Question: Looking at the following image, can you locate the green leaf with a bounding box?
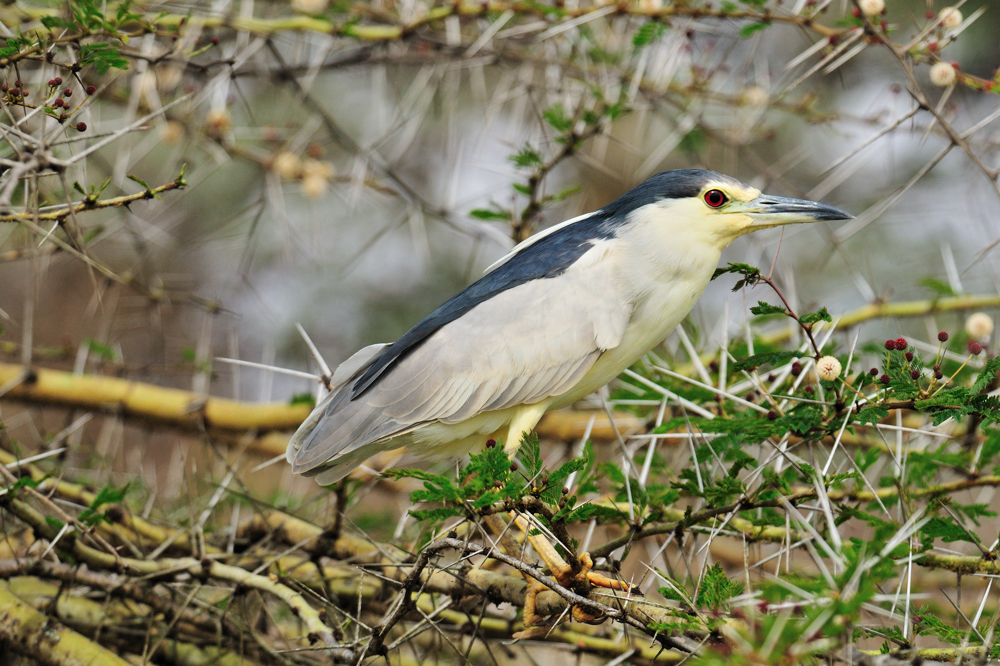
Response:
[919,276,957,298]
[739,21,769,37]
[855,405,889,426]
[711,263,761,291]
[733,350,804,372]
[972,357,1000,394]
[542,104,573,132]
[289,392,315,407]
[633,21,666,48]
[696,563,743,610]
[750,301,787,316]
[799,307,832,325]
[509,146,543,168]
[517,432,543,478]
[469,208,509,221]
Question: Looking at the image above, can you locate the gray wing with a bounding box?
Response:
[287,243,632,478]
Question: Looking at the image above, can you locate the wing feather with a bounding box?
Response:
[288,241,632,479]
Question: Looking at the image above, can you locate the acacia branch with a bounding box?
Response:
[0,176,185,224]
[0,580,133,666]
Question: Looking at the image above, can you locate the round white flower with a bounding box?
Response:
[965,312,994,340]
[859,0,884,16]
[816,356,842,382]
[929,61,957,87]
[938,6,962,29]
[291,0,329,14]
[272,151,302,180]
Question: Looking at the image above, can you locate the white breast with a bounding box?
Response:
[551,203,724,407]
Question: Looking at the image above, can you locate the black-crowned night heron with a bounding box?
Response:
[288,169,851,484]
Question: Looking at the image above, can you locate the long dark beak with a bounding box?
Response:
[740,194,853,228]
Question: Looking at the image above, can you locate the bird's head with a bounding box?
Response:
[605,169,852,250]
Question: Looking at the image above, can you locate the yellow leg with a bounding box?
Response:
[503,401,550,455]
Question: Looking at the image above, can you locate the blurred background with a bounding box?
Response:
[0,0,998,500]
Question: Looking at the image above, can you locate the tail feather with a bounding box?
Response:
[286,342,393,471]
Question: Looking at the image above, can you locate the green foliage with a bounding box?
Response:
[798,307,832,325]
[633,21,666,48]
[80,42,130,73]
[78,484,129,527]
[711,262,761,291]
[749,301,787,316]
[695,564,743,610]
[739,21,770,37]
[469,208,509,221]
[733,350,804,372]
[289,392,316,407]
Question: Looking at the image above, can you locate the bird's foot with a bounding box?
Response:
[510,512,635,629]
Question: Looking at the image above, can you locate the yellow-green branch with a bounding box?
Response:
[0,177,185,224]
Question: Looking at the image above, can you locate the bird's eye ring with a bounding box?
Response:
[704,189,727,208]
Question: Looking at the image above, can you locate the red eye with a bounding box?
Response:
[704,189,727,208]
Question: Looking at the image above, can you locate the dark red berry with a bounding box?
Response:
[767,410,777,421]
[14,80,22,87]
[9,88,18,96]
[20,91,26,97]
[485,438,496,448]
[63,89,72,97]
[926,9,935,18]
[804,386,814,394]
[47,79,55,87]
[870,368,878,376]
[54,77,62,85]
[880,374,890,385]
[884,340,895,350]
[85,85,96,95]
[851,7,860,17]
[746,392,756,401]
[1,84,7,92]
[935,371,943,379]
[791,361,802,376]
[510,463,518,472]
[76,122,86,132]
[905,352,914,362]
[911,370,920,380]
[53,98,63,107]
[709,360,719,373]
[561,487,569,495]
[938,331,949,342]
[895,338,907,350]
[933,365,940,372]
[969,341,983,355]
[211,36,219,45]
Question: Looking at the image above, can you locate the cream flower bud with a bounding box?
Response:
[160,120,186,145]
[272,151,302,180]
[204,108,232,137]
[929,61,957,87]
[740,86,769,107]
[859,0,884,16]
[639,0,663,11]
[938,6,962,28]
[817,356,842,382]
[965,312,994,340]
[291,0,329,14]
[302,175,328,200]
[301,158,335,181]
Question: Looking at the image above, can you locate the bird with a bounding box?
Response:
[287,169,851,485]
